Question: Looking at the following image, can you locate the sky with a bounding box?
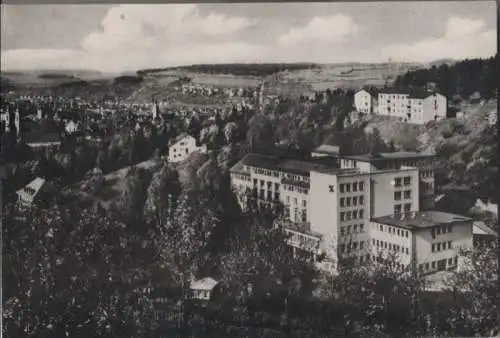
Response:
[1,2,497,73]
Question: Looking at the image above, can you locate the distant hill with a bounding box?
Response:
[137,63,320,77]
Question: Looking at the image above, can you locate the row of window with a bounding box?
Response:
[431,224,453,238]
[394,190,412,201]
[284,185,309,194]
[375,223,410,238]
[394,176,412,187]
[420,169,433,178]
[259,189,280,201]
[340,195,365,208]
[253,168,280,178]
[373,239,410,255]
[419,257,457,272]
[339,181,365,193]
[394,203,412,215]
[233,174,251,182]
[339,240,365,253]
[340,223,365,236]
[285,196,307,207]
[284,208,307,222]
[287,232,319,249]
[340,209,365,222]
[431,241,452,252]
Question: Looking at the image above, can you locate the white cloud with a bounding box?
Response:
[2,4,259,72]
[382,16,496,62]
[278,14,359,47]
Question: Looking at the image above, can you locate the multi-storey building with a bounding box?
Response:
[376,88,447,124]
[230,149,470,276]
[370,211,473,275]
[333,152,437,210]
[354,89,374,114]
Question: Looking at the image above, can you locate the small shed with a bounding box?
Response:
[190,277,219,300]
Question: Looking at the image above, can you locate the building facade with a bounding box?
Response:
[354,89,374,114]
[370,211,473,275]
[168,134,207,163]
[376,89,447,124]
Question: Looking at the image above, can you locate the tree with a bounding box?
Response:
[143,162,181,222]
[114,166,151,222]
[2,203,159,337]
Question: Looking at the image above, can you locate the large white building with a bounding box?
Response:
[229,149,461,275]
[168,134,207,163]
[370,211,473,275]
[376,89,447,124]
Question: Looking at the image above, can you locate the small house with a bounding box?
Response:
[16,177,52,209]
[468,92,481,104]
[168,133,207,163]
[190,277,219,301]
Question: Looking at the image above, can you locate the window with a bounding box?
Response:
[437,227,441,235]
[301,211,307,222]
[284,207,290,218]
[260,180,265,187]
[352,242,358,250]
[397,229,400,236]
[275,192,280,201]
[384,242,388,249]
[404,190,411,199]
[340,212,345,221]
[346,197,351,207]
[346,183,351,192]
[359,209,364,219]
[302,200,307,207]
[448,225,453,233]
[394,191,402,200]
[405,231,408,238]
[404,203,411,212]
[275,183,280,191]
[419,264,424,272]
[329,185,335,192]
[432,261,436,269]
[353,182,358,192]
[395,178,402,187]
[403,176,411,186]
[293,198,297,205]
[425,262,430,270]
[347,225,352,234]
[341,227,345,236]
[379,224,384,231]
[359,181,364,191]
[394,204,402,215]
[352,210,358,219]
[253,179,257,186]
[360,224,365,233]
[340,184,345,193]
[360,241,364,250]
[286,196,290,204]
[376,240,380,247]
[454,257,458,265]
[353,196,357,206]
[431,244,435,252]
[437,243,441,251]
[353,224,358,233]
[340,244,346,253]
[448,258,453,265]
[346,211,352,221]
[359,196,364,205]
[267,182,272,189]
[405,247,409,254]
[340,197,345,207]
[448,241,452,249]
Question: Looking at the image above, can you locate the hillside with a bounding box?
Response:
[362,101,497,204]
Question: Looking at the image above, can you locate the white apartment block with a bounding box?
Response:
[370,211,473,276]
[354,89,374,114]
[376,89,447,124]
[168,134,207,163]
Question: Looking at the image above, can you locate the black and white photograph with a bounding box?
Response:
[1,2,498,337]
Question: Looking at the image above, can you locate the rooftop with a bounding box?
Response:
[190,277,218,291]
[372,211,473,230]
[237,153,340,177]
[16,177,46,202]
[379,87,438,99]
[312,144,340,155]
[341,151,435,162]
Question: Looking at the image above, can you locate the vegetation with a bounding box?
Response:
[394,55,498,99]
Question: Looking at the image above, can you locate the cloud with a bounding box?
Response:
[1,4,259,72]
[382,16,496,62]
[278,14,359,47]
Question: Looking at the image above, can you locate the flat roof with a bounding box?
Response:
[372,211,472,230]
[237,153,340,177]
[341,151,435,162]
